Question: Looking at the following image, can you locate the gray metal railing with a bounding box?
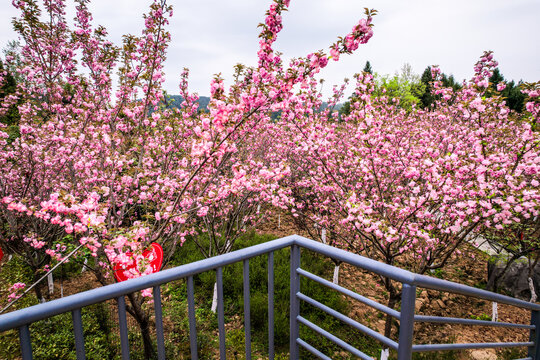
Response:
[0,234,539,359]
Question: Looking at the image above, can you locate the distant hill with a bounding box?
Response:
[161,95,343,115]
[162,95,210,111]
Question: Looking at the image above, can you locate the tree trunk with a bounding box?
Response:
[32,271,46,303]
[127,293,155,360]
[384,294,399,340]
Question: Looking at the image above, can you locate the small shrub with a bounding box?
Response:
[26,303,118,360]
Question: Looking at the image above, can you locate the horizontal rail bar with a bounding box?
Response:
[293,238,540,311]
[414,314,535,329]
[297,338,332,360]
[411,274,540,311]
[297,316,374,360]
[412,342,535,352]
[294,237,416,285]
[297,292,398,350]
[297,268,400,319]
[0,236,297,332]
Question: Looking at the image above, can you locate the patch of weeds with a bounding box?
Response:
[473,280,487,290]
[430,268,446,279]
[470,313,492,321]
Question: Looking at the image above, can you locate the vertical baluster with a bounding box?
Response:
[153,286,165,360]
[397,283,416,360]
[187,276,198,360]
[72,308,86,360]
[217,267,226,360]
[289,245,301,359]
[530,310,540,360]
[19,324,32,360]
[117,296,130,360]
[268,251,275,360]
[243,259,251,359]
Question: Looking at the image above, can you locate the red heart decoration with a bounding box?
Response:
[113,243,163,282]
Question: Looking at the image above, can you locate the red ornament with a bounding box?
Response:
[0,248,3,262]
[113,243,163,282]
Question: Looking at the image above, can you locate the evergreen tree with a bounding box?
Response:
[0,60,20,142]
[339,100,351,116]
[488,68,525,112]
[441,73,461,91]
[505,80,526,113]
[419,66,435,109]
[363,60,373,74]
[489,68,504,88]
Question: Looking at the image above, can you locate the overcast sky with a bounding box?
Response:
[1,0,539,98]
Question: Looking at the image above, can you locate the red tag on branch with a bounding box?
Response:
[113,243,163,282]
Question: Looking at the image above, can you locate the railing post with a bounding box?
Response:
[530,310,540,359]
[117,296,130,360]
[397,283,416,360]
[217,267,226,360]
[153,286,166,360]
[290,244,301,359]
[72,308,86,360]
[243,259,252,359]
[187,276,198,360]
[19,324,32,360]
[268,252,275,360]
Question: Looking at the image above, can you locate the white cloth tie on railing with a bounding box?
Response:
[333,265,340,285]
[47,273,54,295]
[211,282,218,313]
[492,302,498,322]
[529,277,537,303]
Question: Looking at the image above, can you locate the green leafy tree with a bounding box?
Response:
[373,63,424,112]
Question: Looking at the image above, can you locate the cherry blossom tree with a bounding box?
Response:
[0,0,376,355]
[278,52,540,340]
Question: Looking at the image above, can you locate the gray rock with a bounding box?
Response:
[487,257,539,301]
